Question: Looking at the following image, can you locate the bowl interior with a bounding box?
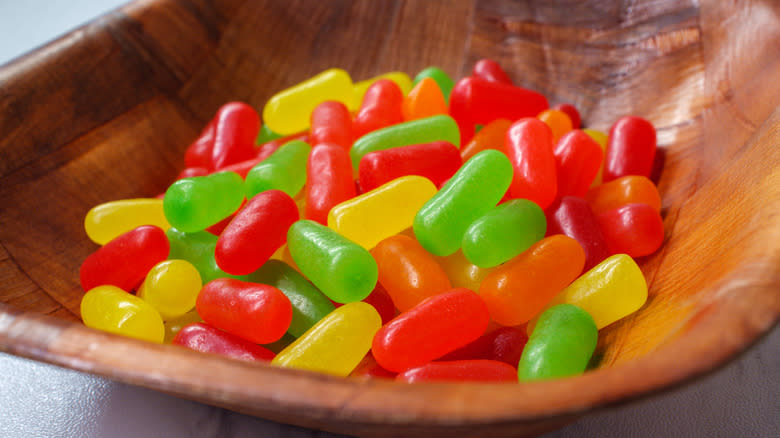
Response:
[1,0,779,437]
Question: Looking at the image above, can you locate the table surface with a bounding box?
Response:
[1,2,778,437]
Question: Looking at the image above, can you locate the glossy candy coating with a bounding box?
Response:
[518,304,597,381]
[137,259,202,320]
[472,58,513,85]
[358,141,461,191]
[434,250,490,292]
[371,234,452,312]
[245,140,311,199]
[255,123,282,145]
[553,103,581,129]
[80,225,170,292]
[603,116,657,182]
[163,171,245,233]
[402,77,448,121]
[414,149,513,256]
[272,301,382,377]
[328,175,437,250]
[263,68,353,135]
[215,190,299,275]
[305,143,356,225]
[166,228,245,284]
[81,285,164,343]
[173,322,275,362]
[546,196,611,272]
[462,199,547,268]
[479,235,585,326]
[553,130,604,198]
[372,288,490,373]
[84,198,170,245]
[196,278,292,344]
[537,109,573,145]
[287,220,378,303]
[163,310,203,344]
[362,283,397,325]
[597,203,665,257]
[211,102,260,170]
[309,101,352,150]
[350,114,460,171]
[248,260,335,338]
[459,118,511,162]
[586,175,662,215]
[352,71,412,110]
[185,119,216,170]
[504,118,558,209]
[350,352,396,379]
[397,360,517,383]
[353,79,404,140]
[412,66,455,102]
[583,128,609,187]
[439,326,528,367]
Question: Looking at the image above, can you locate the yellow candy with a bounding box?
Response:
[163,310,203,344]
[530,254,648,332]
[434,249,491,292]
[81,285,164,343]
[351,71,413,110]
[328,175,437,250]
[263,68,353,135]
[271,301,381,376]
[84,198,170,245]
[583,128,608,187]
[137,260,202,320]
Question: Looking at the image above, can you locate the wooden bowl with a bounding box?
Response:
[1,0,778,436]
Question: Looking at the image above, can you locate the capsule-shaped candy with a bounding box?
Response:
[459,118,512,162]
[84,198,170,245]
[185,119,216,170]
[163,310,203,343]
[248,260,335,338]
[137,259,202,320]
[402,77,448,121]
[215,190,299,275]
[263,68,353,135]
[197,279,292,344]
[163,171,244,233]
[372,234,452,312]
[504,118,558,209]
[256,123,283,145]
[439,326,528,367]
[586,175,661,215]
[537,108,573,145]
[472,58,513,84]
[305,143,356,225]
[211,102,260,170]
[518,304,598,381]
[287,220,378,303]
[245,140,311,199]
[414,149,513,256]
[352,71,412,110]
[553,103,581,129]
[597,203,664,257]
[309,101,352,150]
[350,352,396,379]
[372,288,490,373]
[433,250,490,292]
[362,283,397,325]
[350,114,460,171]
[412,66,455,102]
[353,79,404,140]
[173,322,275,361]
[80,225,170,292]
[81,285,164,343]
[328,175,437,250]
[553,130,604,198]
[546,196,611,272]
[397,360,517,383]
[462,199,547,268]
[603,115,657,182]
[479,235,585,326]
[358,141,461,191]
[166,228,246,284]
[272,302,382,376]
[584,128,609,187]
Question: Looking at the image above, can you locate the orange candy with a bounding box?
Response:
[372,234,452,312]
[459,118,512,162]
[586,175,662,215]
[537,109,573,145]
[479,235,585,326]
[402,77,448,122]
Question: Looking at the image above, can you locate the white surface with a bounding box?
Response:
[0,2,778,437]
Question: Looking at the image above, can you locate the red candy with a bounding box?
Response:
[604,115,657,182]
[546,196,611,272]
[358,141,462,191]
[553,129,604,198]
[211,102,261,170]
[173,322,276,362]
[184,119,216,170]
[472,58,513,85]
[80,225,169,292]
[305,143,356,225]
[310,101,352,150]
[553,103,581,129]
[215,190,298,275]
[396,359,518,383]
[597,203,665,257]
[504,118,558,209]
[439,326,528,367]
[353,79,404,139]
[196,278,292,344]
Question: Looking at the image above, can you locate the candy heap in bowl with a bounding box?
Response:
[79,59,663,383]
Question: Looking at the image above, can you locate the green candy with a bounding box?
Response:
[518,304,598,381]
[462,199,547,268]
[256,123,283,145]
[412,66,455,103]
[413,149,513,257]
[287,220,377,304]
[163,171,244,233]
[166,228,246,284]
[245,140,310,199]
[350,114,460,171]
[248,259,335,338]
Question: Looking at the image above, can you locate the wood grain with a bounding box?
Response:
[0,0,778,436]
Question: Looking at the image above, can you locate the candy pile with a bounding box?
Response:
[79,59,663,383]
